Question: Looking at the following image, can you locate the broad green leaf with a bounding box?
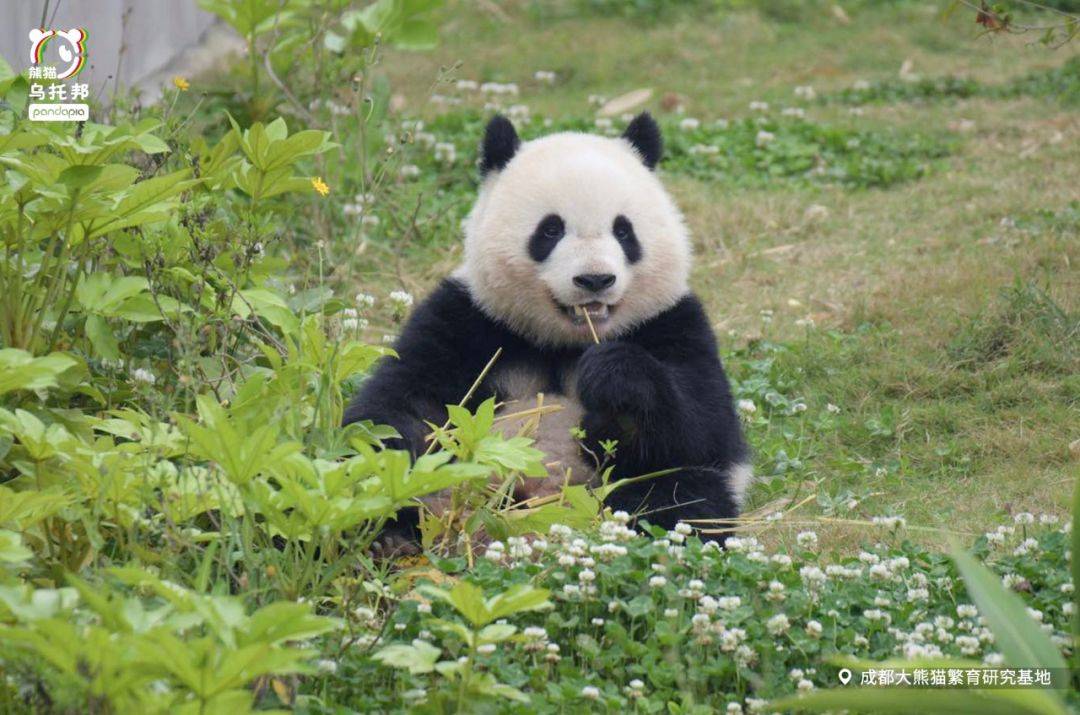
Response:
[373,640,441,674]
[0,349,79,395]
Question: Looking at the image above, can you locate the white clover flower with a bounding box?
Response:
[534,70,556,83]
[1002,573,1024,589]
[507,104,530,123]
[1039,513,1060,525]
[433,142,457,163]
[1013,537,1039,556]
[455,79,479,91]
[906,588,929,602]
[1013,512,1035,525]
[1063,603,1075,616]
[649,575,667,589]
[317,659,338,674]
[985,530,1005,546]
[957,604,978,619]
[626,678,645,698]
[746,697,768,713]
[755,130,775,147]
[718,596,742,611]
[477,643,497,655]
[796,531,818,549]
[853,634,869,647]
[581,685,600,700]
[766,613,790,635]
[806,620,823,638]
[692,613,711,630]
[983,652,1005,666]
[679,117,701,131]
[689,143,720,155]
[674,522,693,536]
[699,595,719,615]
[726,703,743,715]
[736,399,757,415]
[872,515,907,529]
[797,678,814,692]
[132,368,156,385]
[594,117,613,130]
[664,607,678,618]
[1061,583,1074,594]
[799,565,827,588]
[749,100,769,112]
[549,523,572,539]
[781,107,806,119]
[864,609,886,622]
[579,568,596,583]
[853,79,871,90]
[388,290,414,309]
[794,85,816,100]
[771,554,793,568]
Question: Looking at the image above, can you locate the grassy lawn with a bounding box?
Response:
[357,1,1080,545]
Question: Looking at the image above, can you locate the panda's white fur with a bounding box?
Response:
[456,131,691,347]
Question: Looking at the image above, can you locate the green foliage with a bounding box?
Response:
[827,57,1080,106]
[313,516,1075,711]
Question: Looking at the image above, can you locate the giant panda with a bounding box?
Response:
[343,112,751,541]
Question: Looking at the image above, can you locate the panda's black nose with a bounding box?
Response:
[573,273,616,292]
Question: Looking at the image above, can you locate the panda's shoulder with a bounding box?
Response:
[397,278,514,351]
[626,293,718,354]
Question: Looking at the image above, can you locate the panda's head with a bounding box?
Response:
[459,113,691,347]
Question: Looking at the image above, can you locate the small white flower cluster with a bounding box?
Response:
[781,106,806,119]
[533,70,556,83]
[688,143,719,155]
[794,85,816,100]
[433,141,457,164]
[871,515,907,529]
[678,117,700,131]
[502,104,528,123]
[749,100,769,112]
[598,511,636,543]
[388,290,414,309]
[340,308,369,332]
[480,81,519,96]
[755,130,775,147]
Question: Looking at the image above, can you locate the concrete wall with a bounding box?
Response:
[0,0,218,98]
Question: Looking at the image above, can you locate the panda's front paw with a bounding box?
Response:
[577,341,666,414]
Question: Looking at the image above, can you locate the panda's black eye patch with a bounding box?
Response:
[528,214,565,262]
[612,215,642,264]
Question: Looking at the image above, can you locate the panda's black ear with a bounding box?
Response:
[622,112,662,170]
[480,115,520,177]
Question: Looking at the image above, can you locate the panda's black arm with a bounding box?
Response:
[577,294,746,472]
[342,279,505,456]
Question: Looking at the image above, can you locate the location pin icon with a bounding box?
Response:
[838,668,852,685]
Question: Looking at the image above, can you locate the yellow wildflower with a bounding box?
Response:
[311,177,330,196]
[172,76,190,91]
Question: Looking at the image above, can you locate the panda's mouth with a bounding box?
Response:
[557,301,613,327]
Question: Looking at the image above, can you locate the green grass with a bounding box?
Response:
[360,0,1080,544]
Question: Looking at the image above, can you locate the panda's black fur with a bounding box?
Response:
[343,114,749,541]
